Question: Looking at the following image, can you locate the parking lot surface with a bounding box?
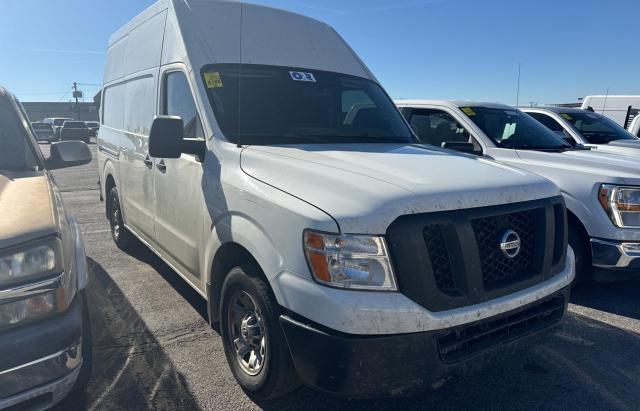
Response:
[44,143,640,411]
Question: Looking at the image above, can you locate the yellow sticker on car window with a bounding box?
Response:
[560,113,572,120]
[204,72,223,89]
[461,107,476,116]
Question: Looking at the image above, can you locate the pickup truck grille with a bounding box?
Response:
[386,196,567,312]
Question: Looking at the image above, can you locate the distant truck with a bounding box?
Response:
[60,121,91,144]
[42,117,74,140]
[85,121,100,137]
[581,95,640,129]
[31,121,55,143]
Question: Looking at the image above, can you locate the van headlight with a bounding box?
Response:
[303,230,397,291]
[598,184,640,228]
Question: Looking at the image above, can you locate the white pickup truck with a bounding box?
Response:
[521,106,640,157]
[398,100,640,283]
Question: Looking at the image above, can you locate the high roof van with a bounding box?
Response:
[98,0,573,400]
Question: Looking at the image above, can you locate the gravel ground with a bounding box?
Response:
[44,143,640,411]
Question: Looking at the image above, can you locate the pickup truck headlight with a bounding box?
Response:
[598,184,640,228]
[303,230,397,291]
[0,237,65,327]
[0,238,62,288]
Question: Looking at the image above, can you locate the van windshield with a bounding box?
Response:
[561,111,637,144]
[201,64,415,145]
[461,106,571,150]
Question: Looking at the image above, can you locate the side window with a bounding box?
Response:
[527,112,576,145]
[408,109,471,147]
[528,112,564,132]
[164,71,204,140]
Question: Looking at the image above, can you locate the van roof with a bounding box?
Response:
[105,0,373,84]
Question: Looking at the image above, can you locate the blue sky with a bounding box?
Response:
[1,0,638,105]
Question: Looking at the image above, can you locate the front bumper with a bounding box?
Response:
[591,239,640,280]
[0,293,85,409]
[280,288,569,397]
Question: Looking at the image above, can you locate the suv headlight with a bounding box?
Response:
[303,230,397,291]
[598,184,640,228]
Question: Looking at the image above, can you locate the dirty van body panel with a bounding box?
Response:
[239,144,558,234]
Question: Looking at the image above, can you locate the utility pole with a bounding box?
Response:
[73,82,80,121]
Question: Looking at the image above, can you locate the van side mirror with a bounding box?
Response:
[46,141,92,169]
[148,116,206,160]
[149,116,184,159]
[441,141,477,154]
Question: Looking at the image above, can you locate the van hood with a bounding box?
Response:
[0,172,58,249]
[240,144,558,233]
[514,149,640,184]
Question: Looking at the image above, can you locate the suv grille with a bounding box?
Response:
[472,210,535,288]
[437,293,566,363]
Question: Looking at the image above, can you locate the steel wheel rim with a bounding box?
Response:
[111,196,121,240]
[227,290,266,376]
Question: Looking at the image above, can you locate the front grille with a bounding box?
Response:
[437,294,566,363]
[423,225,456,294]
[386,196,567,312]
[471,210,535,288]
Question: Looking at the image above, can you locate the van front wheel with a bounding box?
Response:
[220,266,299,402]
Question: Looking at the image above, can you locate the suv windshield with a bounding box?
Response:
[64,121,86,128]
[201,64,415,145]
[461,106,570,150]
[1,98,39,172]
[561,111,637,144]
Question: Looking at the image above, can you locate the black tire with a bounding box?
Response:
[56,291,92,410]
[569,223,592,286]
[108,187,136,250]
[220,266,299,402]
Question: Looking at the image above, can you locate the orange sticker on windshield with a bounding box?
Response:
[461,107,476,116]
[204,72,223,88]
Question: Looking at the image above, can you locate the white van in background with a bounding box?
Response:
[97,0,574,400]
[581,95,640,127]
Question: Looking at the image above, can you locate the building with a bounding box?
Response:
[22,101,99,122]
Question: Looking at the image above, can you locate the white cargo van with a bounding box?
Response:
[581,95,640,127]
[98,0,574,400]
[397,100,640,284]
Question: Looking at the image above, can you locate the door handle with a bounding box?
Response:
[156,159,167,173]
[143,155,153,169]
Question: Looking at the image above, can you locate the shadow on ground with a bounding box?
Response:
[571,277,640,321]
[80,258,203,411]
[121,242,209,323]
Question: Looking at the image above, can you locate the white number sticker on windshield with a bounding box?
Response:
[289,71,316,82]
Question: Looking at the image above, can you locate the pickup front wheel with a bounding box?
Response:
[220,266,299,402]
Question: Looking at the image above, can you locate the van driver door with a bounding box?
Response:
[153,68,206,281]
